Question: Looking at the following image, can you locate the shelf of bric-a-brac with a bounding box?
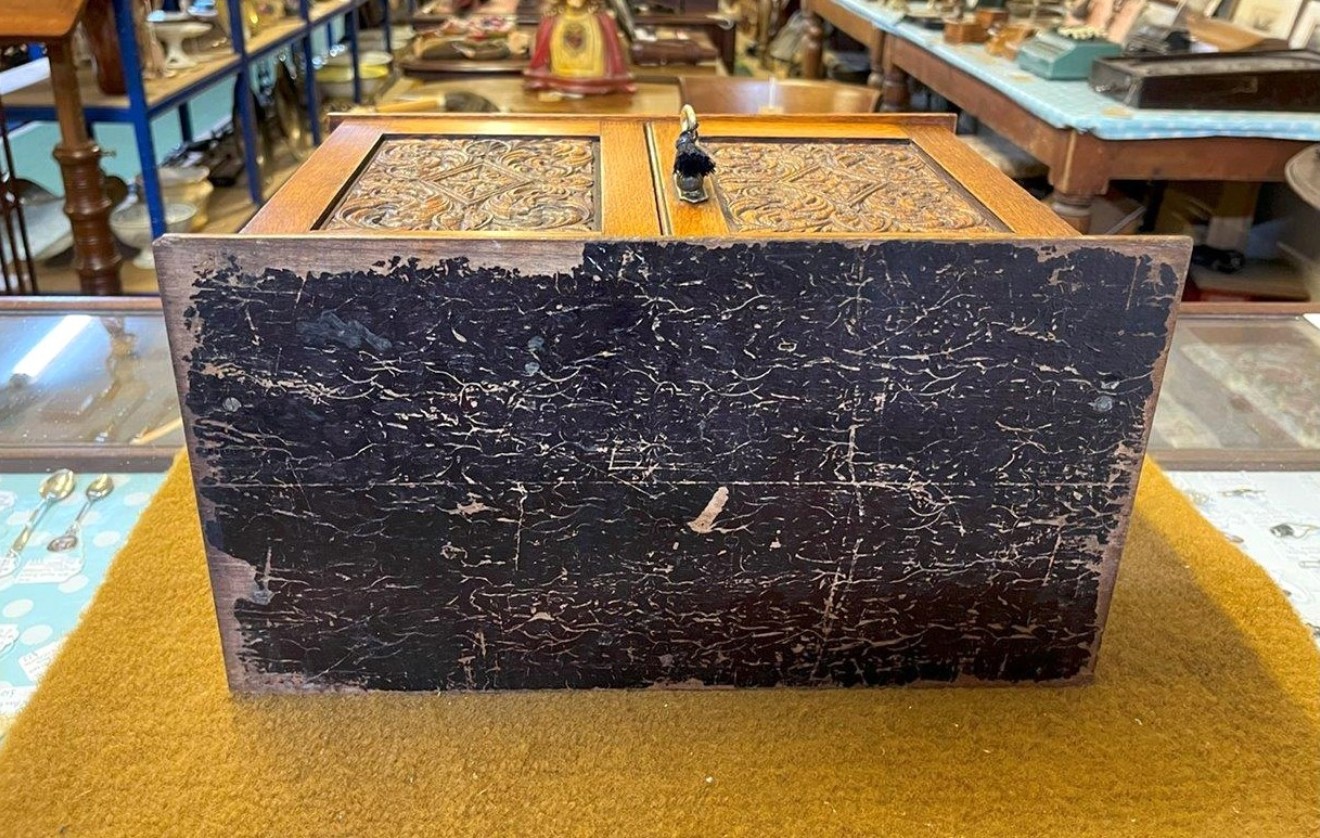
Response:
[3,0,383,238]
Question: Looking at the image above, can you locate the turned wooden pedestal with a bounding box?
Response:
[3,5,122,294]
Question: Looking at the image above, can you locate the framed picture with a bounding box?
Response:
[1087,0,1151,43]
[1140,0,1225,30]
[1168,0,1225,16]
[1230,0,1307,39]
[1290,0,1320,46]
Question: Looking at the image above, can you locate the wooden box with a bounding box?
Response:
[944,19,989,45]
[1090,51,1320,112]
[156,114,1189,693]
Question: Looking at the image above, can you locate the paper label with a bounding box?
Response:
[14,553,84,585]
[0,683,35,716]
[18,640,63,682]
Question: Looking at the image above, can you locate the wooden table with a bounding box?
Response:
[400,54,726,82]
[410,0,739,74]
[374,76,685,115]
[800,1,1314,232]
[801,0,889,91]
[399,25,727,82]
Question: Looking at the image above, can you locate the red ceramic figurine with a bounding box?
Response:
[524,0,636,95]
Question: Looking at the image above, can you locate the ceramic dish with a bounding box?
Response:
[357,25,414,52]
[325,50,394,70]
[157,166,215,230]
[315,63,391,101]
[152,20,214,69]
[110,202,196,269]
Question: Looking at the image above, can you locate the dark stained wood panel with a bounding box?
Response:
[157,235,1187,693]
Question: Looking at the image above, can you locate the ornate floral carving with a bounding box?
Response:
[707,140,1000,234]
[321,137,598,232]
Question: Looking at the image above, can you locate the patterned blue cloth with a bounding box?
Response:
[830,0,1320,141]
[0,471,168,720]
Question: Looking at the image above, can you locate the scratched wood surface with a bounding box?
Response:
[157,235,1188,692]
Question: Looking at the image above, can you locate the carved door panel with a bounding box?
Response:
[320,135,603,234]
[647,116,1071,239]
[242,116,661,237]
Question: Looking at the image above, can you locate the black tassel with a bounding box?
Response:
[674,133,716,178]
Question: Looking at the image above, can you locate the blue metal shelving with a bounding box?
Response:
[4,0,380,237]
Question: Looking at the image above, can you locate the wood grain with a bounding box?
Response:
[247,114,1093,238]
[0,0,87,40]
[47,37,121,294]
[678,77,879,114]
[600,121,663,236]
[373,78,685,116]
[907,125,1077,237]
[244,122,387,234]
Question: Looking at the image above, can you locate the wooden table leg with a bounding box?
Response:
[1051,191,1096,234]
[47,38,121,295]
[714,20,736,76]
[866,30,886,92]
[801,7,825,80]
[880,37,909,111]
[1047,132,1109,234]
[882,67,910,110]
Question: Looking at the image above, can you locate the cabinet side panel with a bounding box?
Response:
[158,235,1187,692]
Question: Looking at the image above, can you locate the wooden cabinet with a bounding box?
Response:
[238,113,1072,238]
[157,114,1190,693]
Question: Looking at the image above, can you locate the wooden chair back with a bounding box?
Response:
[678,76,880,115]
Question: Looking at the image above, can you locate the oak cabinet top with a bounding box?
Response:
[243,114,1075,239]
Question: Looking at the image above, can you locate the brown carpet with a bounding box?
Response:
[0,460,1316,836]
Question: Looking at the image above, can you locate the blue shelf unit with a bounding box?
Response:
[3,0,393,238]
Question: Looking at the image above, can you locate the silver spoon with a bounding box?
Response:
[47,474,115,553]
[6,469,77,559]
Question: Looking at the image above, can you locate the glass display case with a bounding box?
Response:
[1149,302,1320,645]
[0,297,182,725]
[0,298,182,468]
[1150,303,1320,469]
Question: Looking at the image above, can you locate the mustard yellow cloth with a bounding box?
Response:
[0,460,1316,836]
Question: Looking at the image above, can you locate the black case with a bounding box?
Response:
[1090,50,1320,112]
